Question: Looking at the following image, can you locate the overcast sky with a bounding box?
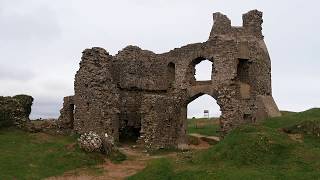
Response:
[0,0,319,119]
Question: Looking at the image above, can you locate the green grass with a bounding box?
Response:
[128,158,174,180]
[0,128,104,180]
[129,108,320,179]
[264,108,320,129]
[187,118,219,136]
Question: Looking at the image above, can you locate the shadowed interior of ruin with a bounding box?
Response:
[119,126,141,144]
[119,105,142,143]
[167,62,176,90]
[237,59,250,84]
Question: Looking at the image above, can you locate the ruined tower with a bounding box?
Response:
[59,10,281,150]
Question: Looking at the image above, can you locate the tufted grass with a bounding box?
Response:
[129,108,320,179]
[0,127,104,180]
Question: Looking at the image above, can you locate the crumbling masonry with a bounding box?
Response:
[59,10,281,149]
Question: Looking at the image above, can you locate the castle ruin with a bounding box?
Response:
[58,10,281,149]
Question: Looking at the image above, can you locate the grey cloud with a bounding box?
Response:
[0,66,35,81]
[0,0,319,119]
[30,97,62,119]
[0,1,60,43]
[41,80,73,93]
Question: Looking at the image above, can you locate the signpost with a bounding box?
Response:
[204,110,209,119]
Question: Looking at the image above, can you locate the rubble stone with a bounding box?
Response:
[78,131,103,152]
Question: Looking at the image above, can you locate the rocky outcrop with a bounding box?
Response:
[0,95,33,128]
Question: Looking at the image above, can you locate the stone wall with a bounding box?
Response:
[59,10,281,150]
[57,96,74,129]
[0,95,33,128]
[73,48,120,139]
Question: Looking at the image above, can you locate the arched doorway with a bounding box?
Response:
[186,94,221,136]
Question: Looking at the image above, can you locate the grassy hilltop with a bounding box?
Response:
[0,108,320,179]
[129,108,320,180]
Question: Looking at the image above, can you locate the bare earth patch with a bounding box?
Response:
[46,145,165,180]
[288,133,303,143]
[46,141,212,180]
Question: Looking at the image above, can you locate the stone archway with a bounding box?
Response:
[187,93,221,127]
[187,92,222,121]
[176,91,224,149]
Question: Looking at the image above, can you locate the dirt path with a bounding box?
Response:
[46,146,165,180]
[47,141,211,180]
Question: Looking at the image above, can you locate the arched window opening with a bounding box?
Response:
[187,94,221,135]
[194,59,212,81]
[167,62,175,88]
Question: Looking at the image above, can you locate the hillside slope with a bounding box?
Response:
[129,108,320,180]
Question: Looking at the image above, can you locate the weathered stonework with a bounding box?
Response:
[0,95,33,128]
[59,10,281,150]
[57,96,74,129]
